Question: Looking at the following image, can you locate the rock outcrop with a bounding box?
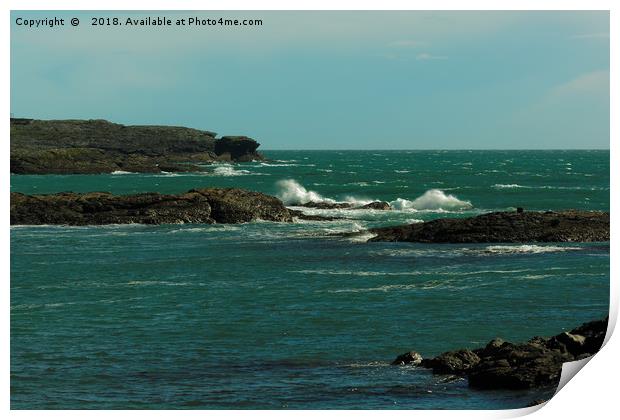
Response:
[298,201,392,210]
[10,188,293,225]
[368,210,609,243]
[214,136,260,162]
[10,118,263,174]
[392,317,608,390]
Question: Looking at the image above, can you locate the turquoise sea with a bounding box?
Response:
[10,150,609,409]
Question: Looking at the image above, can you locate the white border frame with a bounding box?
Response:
[4,1,616,419]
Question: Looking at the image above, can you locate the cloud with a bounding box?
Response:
[549,70,609,98]
[416,52,448,61]
[569,32,609,39]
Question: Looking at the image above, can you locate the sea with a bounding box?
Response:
[10,150,610,409]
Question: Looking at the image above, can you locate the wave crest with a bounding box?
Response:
[276,179,335,204]
[390,189,472,211]
[276,180,473,211]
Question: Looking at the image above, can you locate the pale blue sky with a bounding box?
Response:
[11,11,609,149]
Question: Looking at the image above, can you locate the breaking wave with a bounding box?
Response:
[389,189,472,211]
[276,179,336,204]
[275,180,473,212]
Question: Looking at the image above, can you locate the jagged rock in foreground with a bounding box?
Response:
[392,317,608,390]
[368,210,609,243]
[10,118,262,174]
[10,188,293,225]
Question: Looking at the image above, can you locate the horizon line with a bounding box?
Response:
[260,148,610,151]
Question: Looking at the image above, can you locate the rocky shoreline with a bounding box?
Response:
[10,118,263,174]
[392,317,608,390]
[367,210,609,243]
[10,188,297,225]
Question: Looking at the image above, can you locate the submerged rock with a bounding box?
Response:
[10,118,263,174]
[10,188,293,225]
[300,201,353,209]
[392,317,608,390]
[368,210,609,243]
[298,201,392,210]
[288,209,342,221]
[359,201,392,210]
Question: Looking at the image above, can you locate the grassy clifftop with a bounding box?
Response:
[10,118,262,174]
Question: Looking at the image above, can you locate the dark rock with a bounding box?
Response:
[358,201,392,210]
[395,317,608,390]
[288,209,342,221]
[568,317,608,354]
[11,118,264,174]
[299,201,353,209]
[486,338,506,351]
[422,349,480,374]
[468,342,574,389]
[297,201,392,211]
[214,136,261,161]
[391,351,423,366]
[10,188,293,225]
[526,399,547,407]
[368,210,609,243]
[191,188,292,224]
[548,332,586,356]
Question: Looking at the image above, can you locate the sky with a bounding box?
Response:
[10,11,610,149]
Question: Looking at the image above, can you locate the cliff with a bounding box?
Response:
[10,118,262,174]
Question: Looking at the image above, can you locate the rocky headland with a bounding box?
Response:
[392,317,608,390]
[368,210,609,243]
[10,188,298,225]
[10,118,263,174]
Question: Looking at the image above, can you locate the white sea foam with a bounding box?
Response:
[166,225,241,234]
[405,218,424,224]
[480,245,581,255]
[277,180,473,212]
[522,274,556,280]
[328,282,443,294]
[292,269,424,276]
[259,162,298,167]
[259,162,315,167]
[345,232,378,243]
[111,170,135,175]
[492,183,606,191]
[341,195,374,206]
[212,164,252,176]
[389,189,472,211]
[276,179,335,204]
[372,245,582,258]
